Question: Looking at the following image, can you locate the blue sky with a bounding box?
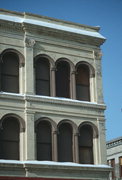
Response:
[0,0,122,141]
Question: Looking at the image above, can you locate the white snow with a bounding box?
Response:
[26,94,99,105]
[0,91,24,97]
[0,14,105,39]
[0,92,105,106]
[0,160,110,168]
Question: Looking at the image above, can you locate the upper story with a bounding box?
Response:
[0,9,106,105]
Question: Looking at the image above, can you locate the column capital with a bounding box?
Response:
[90,73,95,78]
[94,50,102,60]
[74,132,79,136]
[71,70,76,75]
[24,37,35,48]
[51,66,56,71]
[53,130,58,134]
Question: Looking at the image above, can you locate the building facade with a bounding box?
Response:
[0,9,111,180]
[107,137,122,180]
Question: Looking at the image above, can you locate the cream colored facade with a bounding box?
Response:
[0,9,111,180]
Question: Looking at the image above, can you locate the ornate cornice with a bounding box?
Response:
[22,22,105,46]
[107,137,122,149]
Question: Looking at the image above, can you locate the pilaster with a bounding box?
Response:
[97,118,107,164]
[24,37,35,95]
[24,107,35,160]
[94,50,104,104]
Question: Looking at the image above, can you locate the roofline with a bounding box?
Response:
[107,136,122,144]
[0,8,100,31]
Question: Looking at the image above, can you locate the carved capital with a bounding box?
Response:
[53,130,58,135]
[51,66,56,71]
[74,132,79,136]
[90,73,95,78]
[94,51,102,59]
[25,37,35,48]
[71,70,76,75]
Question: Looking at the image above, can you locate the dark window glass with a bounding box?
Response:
[58,123,73,162]
[35,58,50,96]
[0,117,20,160]
[36,121,52,161]
[111,159,115,179]
[79,125,93,164]
[56,61,70,98]
[76,64,90,101]
[1,53,19,93]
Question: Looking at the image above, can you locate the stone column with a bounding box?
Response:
[24,108,35,160]
[93,136,99,164]
[52,130,58,161]
[19,65,25,94]
[90,72,95,102]
[50,67,56,97]
[24,37,35,95]
[73,133,79,163]
[20,128,25,161]
[71,70,76,99]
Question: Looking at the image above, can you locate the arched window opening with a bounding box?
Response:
[78,124,93,164]
[58,123,73,162]
[56,61,70,98]
[36,121,52,161]
[1,52,19,93]
[0,117,20,160]
[35,58,50,96]
[76,64,90,101]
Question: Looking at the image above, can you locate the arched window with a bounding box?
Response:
[0,52,19,93]
[35,57,50,96]
[76,64,90,101]
[56,61,70,98]
[0,117,20,160]
[58,123,73,162]
[78,124,93,164]
[36,121,52,161]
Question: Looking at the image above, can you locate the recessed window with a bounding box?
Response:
[56,61,70,98]
[0,117,20,160]
[110,159,115,179]
[119,157,122,178]
[1,52,19,93]
[76,64,90,101]
[79,124,93,164]
[35,58,50,96]
[58,123,73,162]
[36,121,52,161]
